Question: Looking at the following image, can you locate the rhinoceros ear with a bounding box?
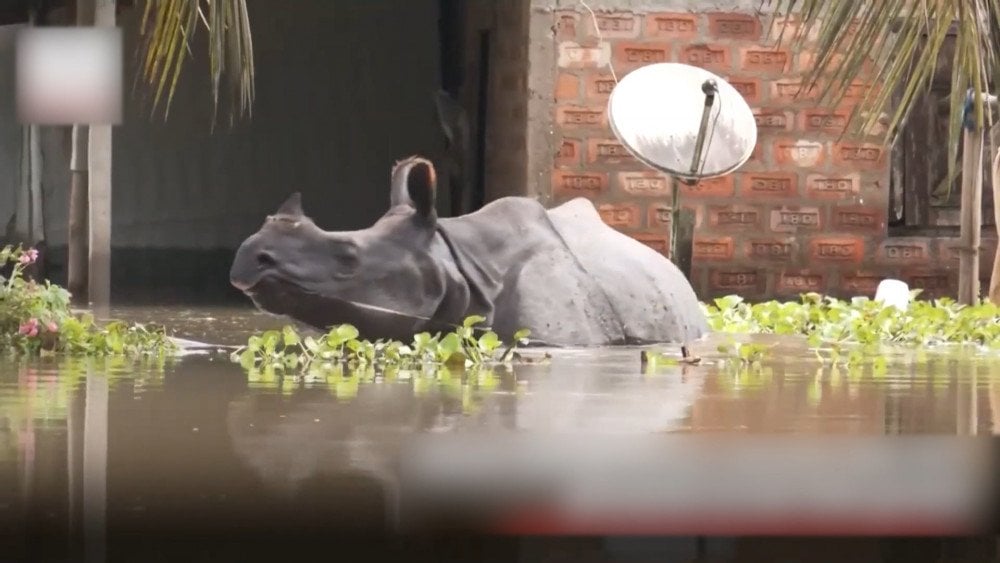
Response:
[390,156,437,219]
[275,192,304,217]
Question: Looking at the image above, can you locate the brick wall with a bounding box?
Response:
[542,5,994,301]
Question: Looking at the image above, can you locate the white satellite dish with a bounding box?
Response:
[607,63,757,181]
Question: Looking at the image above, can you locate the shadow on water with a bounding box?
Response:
[0,306,999,561]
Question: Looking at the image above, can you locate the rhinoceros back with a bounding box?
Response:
[546,197,709,343]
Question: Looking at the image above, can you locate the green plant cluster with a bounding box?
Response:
[0,245,176,357]
[231,314,531,372]
[703,292,1000,352]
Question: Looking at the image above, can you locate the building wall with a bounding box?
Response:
[530,0,995,301]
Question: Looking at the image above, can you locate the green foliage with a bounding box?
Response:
[702,292,1000,366]
[232,316,532,373]
[0,245,176,358]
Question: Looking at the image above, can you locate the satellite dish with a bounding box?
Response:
[607,63,757,181]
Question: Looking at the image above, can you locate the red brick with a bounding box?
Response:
[746,238,796,261]
[582,11,641,39]
[555,73,581,100]
[753,108,794,132]
[707,12,761,40]
[557,42,611,69]
[555,104,607,128]
[552,170,609,199]
[840,272,882,297]
[903,270,953,298]
[555,11,580,41]
[801,108,853,134]
[614,42,672,68]
[770,205,822,232]
[739,47,791,74]
[842,81,879,102]
[555,138,582,167]
[632,232,671,256]
[809,237,865,263]
[773,139,826,167]
[725,77,761,104]
[709,269,764,294]
[708,204,762,230]
[598,202,642,229]
[768,16,812,44]
[585,72,618,101]
[805,173,861,200]
[776,270,825,294]
[587,138,636,165]
[693,236,734,261]
[831,205,886,232]
[833,142,886,170]
[645,13,698,39]
[770,79,822,104]
[679,44,731,72]
[798,52,874,77]
[877,239,931,263]
[740,172,797,198]
[679,175,735,198]
[618,171,671,197]
[648,203,672,229]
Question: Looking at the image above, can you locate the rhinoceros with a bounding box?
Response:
[229,156,708,347]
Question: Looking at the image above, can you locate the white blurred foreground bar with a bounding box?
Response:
[17,27,122,125]
[398,435,997,535]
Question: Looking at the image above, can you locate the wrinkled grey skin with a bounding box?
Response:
[229,156,708,346]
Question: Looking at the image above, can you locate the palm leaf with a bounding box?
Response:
[133,0,255,129]
[762,0,1000,200]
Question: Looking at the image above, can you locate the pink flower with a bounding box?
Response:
[45,321,58,333]
[18,248,38,265]
[18,318,38,337]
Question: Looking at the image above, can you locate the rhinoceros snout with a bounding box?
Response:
[230,237,272,292]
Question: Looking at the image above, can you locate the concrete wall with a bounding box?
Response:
[528,0,987,300]
[1,1,448,300]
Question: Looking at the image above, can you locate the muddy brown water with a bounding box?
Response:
[1,305,999,562]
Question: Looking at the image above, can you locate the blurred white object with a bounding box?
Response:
[874,279,911,309]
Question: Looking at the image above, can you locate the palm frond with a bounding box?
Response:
[133,0,255,129]
[762,0,1000,198]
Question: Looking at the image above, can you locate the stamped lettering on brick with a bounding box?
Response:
[774,140,825,167]
[558,42,611,68]
[812,239,862,261]
[646,14,697,37]
[618,44,670,65]
[553,171,607,197]
[754,109,792,130]
[598,203,640,229]
[711,207,760,228]
[586,74,617,100]
[842,273,881,296]
[742,49,789,72]
[770,207,821,232]
[682,44,729,69]
[588,139,636,164]
[681,176,734,198]
[693,237,734,260]
[619,172,671,197]
[744,173,796,197]
[907,273,950,292]
[590,14,640,38]
[882,242,927,261]
[778,272,824,292]
[834,208,884,231]
[711,270,760,290]
[709,14,760,40]
[806,174,859,199]
[748,239,794,260]
[557,105,606,127]
[804,109,850,132]
[835,144,883,167]
[632,233,670,255]
[726,78,759,103]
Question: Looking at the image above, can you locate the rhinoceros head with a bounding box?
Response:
[229,157,451,336]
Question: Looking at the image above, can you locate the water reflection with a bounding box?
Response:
[0,307,998,560]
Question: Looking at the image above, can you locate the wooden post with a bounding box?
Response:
[987,120,1000,305]
[958,122,985,305]
[87,0,115,316]
[69,0,95,303]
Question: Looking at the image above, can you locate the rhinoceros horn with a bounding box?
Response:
[275,192,304,217]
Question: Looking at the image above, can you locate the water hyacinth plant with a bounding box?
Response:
[231,314,532,372]
[0,245,176,357]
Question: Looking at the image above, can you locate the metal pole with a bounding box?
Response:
[670,79,718,263]
[958,91,985,305]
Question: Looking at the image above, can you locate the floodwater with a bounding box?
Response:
[2,305,1000,562]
